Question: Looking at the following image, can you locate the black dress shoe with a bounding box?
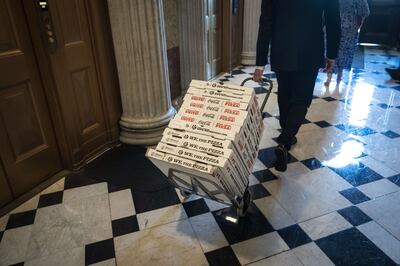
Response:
[284,137,297,151]
[274,145,288,172]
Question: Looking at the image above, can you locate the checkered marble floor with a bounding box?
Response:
[1,47,400,266]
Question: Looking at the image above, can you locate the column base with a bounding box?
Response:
[241,52,256,66]
[119,107,176,145]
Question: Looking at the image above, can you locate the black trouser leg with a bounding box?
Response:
[276,72,291,130]
[276,69,319,147]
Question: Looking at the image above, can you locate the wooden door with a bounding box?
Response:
[207,0,223,79]
[359,0,400,47]
[45,0,108,164]
[0,0,62,197]
[0,163,12,207]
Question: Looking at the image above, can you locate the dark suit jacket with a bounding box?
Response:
[256,0,341,72]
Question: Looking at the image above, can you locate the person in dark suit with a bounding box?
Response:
[253,0,341,172]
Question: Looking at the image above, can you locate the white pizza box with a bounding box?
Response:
[162,128,231,149]
[168,117,256,174]
[183,92,249,110]
[180,98,263,146]
[156,142,247,193]
[182,93,263,140]
[190,79,255,96]
[174,113,258,159]
[178,105,248,127]
[161,131,251,180]
[146,149,234,203]
[187,87,252,105]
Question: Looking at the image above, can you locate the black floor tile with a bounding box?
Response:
[213,203,274,244]
[262,112,273,118]
[330,163,383,186]
[316,228,396,266]
[107,183,128,193]
[258,148,277,168]
[64,172,100,190]
[388,174,400,187]
[337,206,372,226]
[258,148,297,168]
[6,210,36,230]
[377,103,391,109]
[252,169,278,183]
[277,224,312,249]
[9,263,24,266]
[38,191,63,208]
[232,69,245,75]
[131,186,180,214]
[381,130,400,139]
[205,246,241,266]
[263,73,276,79]
[314,120,332,128]
[303,118,312,124]
[335,124,376,136]
[85,238,115,265]
[219,78,229,82]
[112,215,139,237]
[254,86,268,94]
[182,199,210,217]
[339,187,371,204]
[249,184,271,200]
[301,158,323,170]
[323,96,337,102]
[0,231,3,243]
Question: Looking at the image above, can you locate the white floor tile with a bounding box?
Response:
[189,213,229,252]
[0,214,9,231]
[0,226,33,266]
[41,178,65,195]
[25,246,84,266]
[254,196,296,230]
[359,156,398,178]
[204,198,230,212]
[114,220,208,266]
[264,169,352,222]
[26,193,112,260]
[358,221,400,264]
[232,232,289,265]
[248,251,302,266]
[299,212,352,240]
[11,194,40,214]
[357,179,400,199]
[89,258,116,266]
[109,189,135,220]
[270,162,310,179]
[292,242,335,266]
[63,183,108,203]
[136,204,187,230]
[358,191,400,240]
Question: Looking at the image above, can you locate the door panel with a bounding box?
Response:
[0,0,62,196]
[47,0,107,160]
[207,0,223,79]
[0,163,13,207]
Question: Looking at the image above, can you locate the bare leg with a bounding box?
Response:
[324,72,333,86]
[337,69,343,83]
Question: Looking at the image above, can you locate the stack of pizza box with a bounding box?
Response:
[146,79,264,204]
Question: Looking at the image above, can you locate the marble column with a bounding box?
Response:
[241,0,262,65]
[178,0,208,93]
[107,0,176,145]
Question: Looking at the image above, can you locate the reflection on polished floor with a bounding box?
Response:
[1,48,400,266]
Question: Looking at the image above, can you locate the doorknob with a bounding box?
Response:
[38,0,57,53]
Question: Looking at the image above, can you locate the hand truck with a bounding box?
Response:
[175,76,274,222]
